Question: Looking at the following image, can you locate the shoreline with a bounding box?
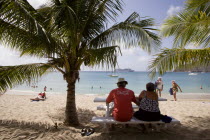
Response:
[6,89,210,95]
[4,90,210,101]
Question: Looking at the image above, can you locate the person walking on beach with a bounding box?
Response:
[44,86,47,92]
[106,78,138,122]
[155,77,163,97]
[171,80,182,101]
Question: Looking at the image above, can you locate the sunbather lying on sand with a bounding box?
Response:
[30,92,46,101]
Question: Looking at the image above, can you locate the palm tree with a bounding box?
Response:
[149,0,210,78]
[0,0,160,126]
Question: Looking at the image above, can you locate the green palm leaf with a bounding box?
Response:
[82,46,121,69]
[151,0,210,79]
[90,12,161,53]
[161,11,210,48]
[0,63,52,92]
[0,0,60,57]
[185,0,210,14]
[148,48,210,78]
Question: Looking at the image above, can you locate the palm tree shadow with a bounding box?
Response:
[48,107,97,128]
[92,116,210,140]
[0,115,210,139]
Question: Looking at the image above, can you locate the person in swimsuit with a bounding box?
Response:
[30,92,46,101]
[134,82,161,121]
[172,80,182,101]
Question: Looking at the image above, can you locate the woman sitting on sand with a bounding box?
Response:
[134,82,161,121]
[30,92,46,101]
[172,80,182,101]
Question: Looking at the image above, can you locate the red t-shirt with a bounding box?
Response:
[106,87,137,122]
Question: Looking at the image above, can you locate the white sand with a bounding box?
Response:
[0,91,210,140]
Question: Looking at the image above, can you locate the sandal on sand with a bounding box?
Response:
[85,128,95,136]
[81,128,87,136]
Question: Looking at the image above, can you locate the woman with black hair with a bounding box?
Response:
[134,82,161,121]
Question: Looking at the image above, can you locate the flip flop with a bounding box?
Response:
[85,128,95,136]
[81,128,87,136]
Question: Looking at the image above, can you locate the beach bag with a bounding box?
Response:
[160,115,172,123]
[169,88,173,95]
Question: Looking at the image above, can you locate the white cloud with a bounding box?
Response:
[27,0,48,8]
[121,48,146,56]
[137,56,150,62]
[117,48,152,71]
[0,45,47,66]
[167,5,182,17]
[121,48,135,55]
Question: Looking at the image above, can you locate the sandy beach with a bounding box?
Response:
[0,91,210,140]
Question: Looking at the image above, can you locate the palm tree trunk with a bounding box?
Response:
[64,71,79,126]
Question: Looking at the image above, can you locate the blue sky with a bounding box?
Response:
[0,0,186,71]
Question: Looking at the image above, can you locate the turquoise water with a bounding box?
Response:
[13,71,210,94]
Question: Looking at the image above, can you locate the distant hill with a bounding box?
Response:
[174,65,210,72]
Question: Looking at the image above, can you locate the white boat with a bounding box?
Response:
[115,68,134,72]
[188,73,198,75]
[109,75,118,77]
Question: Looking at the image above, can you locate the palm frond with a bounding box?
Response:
[0,63,52,92]
[161,11,210,48]
[185,0,210,15]
[48,0,123,43]
[89,12,161,53]
[0,19,54,58]
[0,0,60,57]
[82,46,121,69]
[78,0,123,43]
[148,48,210,78]
[0,0,47,37]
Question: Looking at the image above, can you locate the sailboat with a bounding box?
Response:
[108,69,118,77]
[188,72,198,75]
[109,74,118,77]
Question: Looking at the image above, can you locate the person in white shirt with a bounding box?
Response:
[155,77,163,97]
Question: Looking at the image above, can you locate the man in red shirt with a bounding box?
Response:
[106,78,138,122]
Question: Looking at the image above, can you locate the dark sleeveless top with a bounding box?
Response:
[139,91,160,112]
[134,91,161,121]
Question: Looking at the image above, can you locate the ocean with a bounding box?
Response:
[12,71,210,95]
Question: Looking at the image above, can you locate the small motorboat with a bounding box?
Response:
[188,73,198,75]
[109,75,118,77]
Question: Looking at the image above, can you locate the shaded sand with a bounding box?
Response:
[0,92,210,140]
